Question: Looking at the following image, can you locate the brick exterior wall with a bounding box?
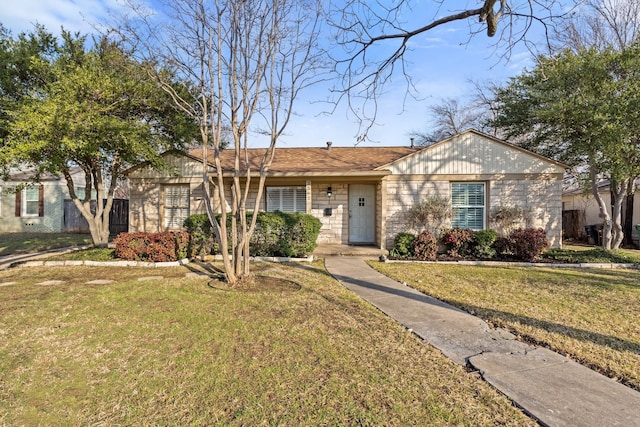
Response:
[384,176,563,249]
[312,182,348,244]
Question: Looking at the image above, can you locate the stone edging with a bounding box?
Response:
[17,259,192,268]
[382,259,640,269]
[210,255,314,263]
[13,255,314,269]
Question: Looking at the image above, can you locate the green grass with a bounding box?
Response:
[0,233,92,256]
[543,244,640,264]
[47,247,116,261]
[371,261,640,391]
[0,261,534,426]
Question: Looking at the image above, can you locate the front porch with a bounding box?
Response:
[313,243,388,257]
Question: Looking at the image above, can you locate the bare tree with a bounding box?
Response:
[329,0,578,138]
[554,0,640,51]
[410,97,484,145]
[116,0,325,285]
[410,77,507,145]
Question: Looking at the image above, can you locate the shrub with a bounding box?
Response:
[441,228,475,258]
[184,214,216,258]
[472,229,498,259]
[113,231,190,262]
[250,211,287,256]
[390,232,416,258]
[183,211,321,258]
[406,196,451,236]
[508,228,550,261]
[412,230,438,261]
[493,236,513,259]
[276,212,322,257]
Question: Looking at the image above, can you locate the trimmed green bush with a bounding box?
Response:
[250,212,288,256]
[276,212,321,257]
[184,211,321,258]
[472,229,497,259]
[390,232,416,258]
[183,214,216,258]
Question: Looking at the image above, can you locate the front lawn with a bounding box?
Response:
[543,244,640,264]
[0,232,92,256]
[0,262,534,426]
[371,262,640,391]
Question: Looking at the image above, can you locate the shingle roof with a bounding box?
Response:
[188,146,420,174]
[5,166,84,181]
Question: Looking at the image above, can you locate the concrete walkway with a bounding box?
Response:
[324,256,640,427]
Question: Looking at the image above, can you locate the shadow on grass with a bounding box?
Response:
[0,233,92,256]
[441,297,640,360]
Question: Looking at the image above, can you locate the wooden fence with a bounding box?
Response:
[63,199,129,236]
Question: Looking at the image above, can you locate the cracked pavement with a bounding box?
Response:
[325,256,640,427]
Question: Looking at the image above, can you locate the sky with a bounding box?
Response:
[0,0,554,148]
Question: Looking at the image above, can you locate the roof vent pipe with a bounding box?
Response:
[410,137,415,148]
[326,141,332,150]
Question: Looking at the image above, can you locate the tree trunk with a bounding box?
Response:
[610,179,629,250]
[590,167,612,249]
[63,168,111,247]
[610,196,624,250]
[623,191,635,247]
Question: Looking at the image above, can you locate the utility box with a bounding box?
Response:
[324,208,333,217]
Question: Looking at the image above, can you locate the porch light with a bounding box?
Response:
[327,186,332,198]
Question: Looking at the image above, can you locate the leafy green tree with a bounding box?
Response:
[492,45,640,249]
[1,28,195,246]
[0,24,60,143]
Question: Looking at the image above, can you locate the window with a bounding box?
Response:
[75,187,85,200]
[23,186,41,217]
[451,182,485,230]
[164,185,190,228]
[266,186,306,213]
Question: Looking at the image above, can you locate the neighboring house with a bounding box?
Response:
[126,130,567,248]
[0,167,87,233]
[0,167,130,235]
[563,180,640,247]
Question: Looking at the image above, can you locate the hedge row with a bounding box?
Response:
[390,227,549,262]
[113,231,189,262]
[184,211,321,258]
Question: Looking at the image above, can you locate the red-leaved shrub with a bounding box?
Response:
[412,230,438,261]
[441,227,475,258]
[508,228,549,261]
[113,232,189,262]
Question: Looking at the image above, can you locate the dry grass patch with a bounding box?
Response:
[0,262,534,426]
[0,232,91,256]
[371,262,640,391]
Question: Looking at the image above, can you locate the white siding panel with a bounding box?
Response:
[128,154,207,179]
[390,133,565,175]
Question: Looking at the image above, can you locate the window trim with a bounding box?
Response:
[451,182,486,230]
[266,186,307,213]
[20,185,44,217]
[163,184,190,229]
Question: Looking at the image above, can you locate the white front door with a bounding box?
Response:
[349,184,376,243]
